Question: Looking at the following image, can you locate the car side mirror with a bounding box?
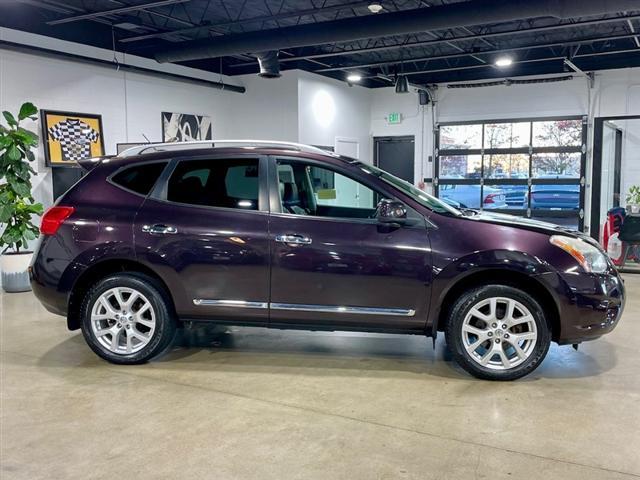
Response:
[376,199,408,224]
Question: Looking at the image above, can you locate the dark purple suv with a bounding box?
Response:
[30,141,625,380]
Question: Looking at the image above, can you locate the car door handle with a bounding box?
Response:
[142,224,178,235]
[275,234,312,246]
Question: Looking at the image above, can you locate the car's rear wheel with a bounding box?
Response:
[445,285,551,380]
[80,273,176,364]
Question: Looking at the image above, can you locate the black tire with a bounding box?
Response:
[80,272,176,364]
[445,285,551,381]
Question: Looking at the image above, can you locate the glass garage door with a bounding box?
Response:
[435,117,587,230]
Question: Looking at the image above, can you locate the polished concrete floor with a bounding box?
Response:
[1,276,639,480]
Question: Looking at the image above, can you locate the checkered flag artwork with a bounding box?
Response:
[48,118,100,162]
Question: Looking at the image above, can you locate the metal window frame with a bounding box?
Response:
[434,116,587,230]
[591,114,640,240]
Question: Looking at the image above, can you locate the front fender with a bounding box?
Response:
[426,249,561,336]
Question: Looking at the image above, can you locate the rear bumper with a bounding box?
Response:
[30,273,67,316]
[29,236,84,320]
[535,268,625,344]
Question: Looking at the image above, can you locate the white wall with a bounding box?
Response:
[297,71,372,162]
[224,72,299,141]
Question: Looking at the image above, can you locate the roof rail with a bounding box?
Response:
[117,140,335,158]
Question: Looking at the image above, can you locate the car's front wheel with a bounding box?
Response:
[445,285,551,380]
[80,272,176,364]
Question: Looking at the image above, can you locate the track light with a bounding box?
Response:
[347,73,362,83]
[395,74,409,94]
[495,56,513,67]
[368,3,383,13]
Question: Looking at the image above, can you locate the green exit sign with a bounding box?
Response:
[387,112,402,125]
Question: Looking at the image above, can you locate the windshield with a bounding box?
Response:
[357,162,462,216]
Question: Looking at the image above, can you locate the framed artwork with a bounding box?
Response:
[41,110,105,167]
[162,112,212,142]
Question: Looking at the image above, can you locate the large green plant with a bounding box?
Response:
[0,103,44,253]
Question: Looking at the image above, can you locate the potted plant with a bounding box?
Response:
[627,185,640,216]
[0,103,44,292]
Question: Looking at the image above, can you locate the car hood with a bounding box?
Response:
[466,211,582,238]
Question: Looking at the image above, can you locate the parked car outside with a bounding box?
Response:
[438,184,507,209]
[529,176,581,210]
[30,141,625,380]
[501,184,528,208]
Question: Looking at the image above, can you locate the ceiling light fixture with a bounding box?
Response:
[347,73,362,83]
[368,3,383,13]
[495,56,514,67]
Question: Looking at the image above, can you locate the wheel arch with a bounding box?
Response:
[432,268,561,342]
[67,258,176,331]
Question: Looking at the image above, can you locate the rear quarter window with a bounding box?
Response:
[111,162,168,195]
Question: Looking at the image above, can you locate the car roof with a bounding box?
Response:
[81,143,356,171]
[117,140,337,158]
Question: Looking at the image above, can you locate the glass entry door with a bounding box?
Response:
[435,117,587,230]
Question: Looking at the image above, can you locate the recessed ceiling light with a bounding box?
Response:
[368,3,383,13]
[495,56,513,67]
[347,73,362,82]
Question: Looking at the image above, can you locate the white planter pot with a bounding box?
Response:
[1,251,33,293]
[628,204,640,215]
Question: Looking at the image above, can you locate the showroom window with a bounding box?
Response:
[435,117,586,230]
[167,158,260,210]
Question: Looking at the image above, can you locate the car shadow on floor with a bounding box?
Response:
[34,323,617,382]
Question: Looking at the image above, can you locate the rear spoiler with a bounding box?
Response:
[77,155,115,172]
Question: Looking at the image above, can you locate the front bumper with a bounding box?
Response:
[537,267,625,344]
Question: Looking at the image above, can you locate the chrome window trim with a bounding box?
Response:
[193,299,268,309]
[270,303,416,317]
[193,300,415,316]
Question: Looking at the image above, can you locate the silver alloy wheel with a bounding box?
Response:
[90,287,156,355]
[461,296,538,371]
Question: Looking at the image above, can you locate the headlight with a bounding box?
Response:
[550,235,609,273]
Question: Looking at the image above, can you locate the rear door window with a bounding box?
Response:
[111,162,168,195]
[167,158,260,210]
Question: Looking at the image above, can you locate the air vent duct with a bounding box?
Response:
[447,75,574,88]
[256,51,281,78]
[395,75,409,93]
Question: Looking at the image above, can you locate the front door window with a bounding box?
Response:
[276,160,381,219]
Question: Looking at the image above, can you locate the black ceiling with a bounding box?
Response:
[2,0,640,88]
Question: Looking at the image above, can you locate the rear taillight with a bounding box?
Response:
[483,193,497,204]
[40,206,75,235]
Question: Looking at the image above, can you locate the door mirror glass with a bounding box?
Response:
[376,199,407,223]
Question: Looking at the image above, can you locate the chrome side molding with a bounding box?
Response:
[192,299,268,309]
[270,303,416,316]
[192,299,415,316]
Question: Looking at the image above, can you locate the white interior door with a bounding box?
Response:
[334,137,372,207]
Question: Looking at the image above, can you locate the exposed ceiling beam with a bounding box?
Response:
[628,18,640,47]
[363,47,640,78]
[46,0,190,26]
[14,0,114,26]
[119,0,373,43]
[314,32,640,73]
[154,0,640,63]
[230,13,640,67]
